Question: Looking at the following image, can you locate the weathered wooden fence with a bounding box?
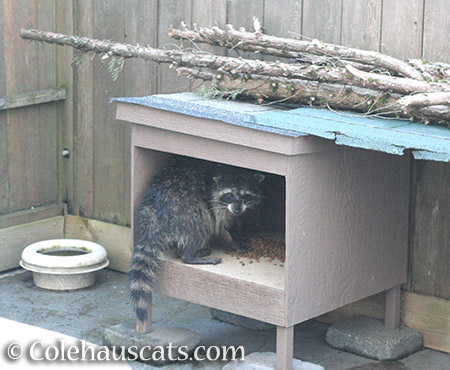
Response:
[0,0,449,302]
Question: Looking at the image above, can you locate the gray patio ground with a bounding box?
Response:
[1,268,449,370]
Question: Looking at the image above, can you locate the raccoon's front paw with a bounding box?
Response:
[196,248,212,257]
[237,234,251,243]
[181,256,222,265]
[197,256,221,265]
[230,242,251,254]
[208,257,222,265]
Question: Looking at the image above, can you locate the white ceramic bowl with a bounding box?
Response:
[20,239,109,290]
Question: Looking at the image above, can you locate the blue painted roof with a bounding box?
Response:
[113,93,450,162]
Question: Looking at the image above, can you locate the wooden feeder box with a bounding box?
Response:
[114,92,428,370]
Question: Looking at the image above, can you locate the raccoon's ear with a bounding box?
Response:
[253,173,265,184]
[212,176,223,184]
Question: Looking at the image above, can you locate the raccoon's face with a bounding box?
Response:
[211,172,265,216]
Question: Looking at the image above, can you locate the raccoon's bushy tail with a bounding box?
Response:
[128,238,163,322]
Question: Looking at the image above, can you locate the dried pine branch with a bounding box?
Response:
[21,28,445,96]
[177,67,402,115]
[408,59,450,83]
[345,65,450,95]
[169,26,380,73]
[169,24,424,80]
[20,27,450,124]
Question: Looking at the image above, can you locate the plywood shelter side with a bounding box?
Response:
[129,120,289,326]
[285,148,410,326]
[130,132,170,248]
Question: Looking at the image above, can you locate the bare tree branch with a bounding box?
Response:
[169,26,380,73]
[20,27,450,124]
[399,92,450,108]
[177,67,402,114]
[169,24,424,80]
[345,65,450,95]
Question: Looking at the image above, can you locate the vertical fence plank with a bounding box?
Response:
[73,0,94,218]
[411,161,450,299]
[263,0,302,62]
[122,0,159,225]
[56,0,74,210]
[92,0,127,224]
[37,0,58,206]
[226,0,264,59]
[124,0,158,97]
[0,0,9,214]
[302,0,342,43]
[158,0,192,94]
[192,0,227,52]
[410,0,450,299]
[423,0,450,63]
[381,0,423,59]
[264,0,302,38]
[192,0,227,28]
[191,0,227,91]
[341,0,382,51]
[380,0,424,295]
[4,0,42,212]
[226,0,264,30]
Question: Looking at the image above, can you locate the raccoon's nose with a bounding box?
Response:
[232,203,243,215]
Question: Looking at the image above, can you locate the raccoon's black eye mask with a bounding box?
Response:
[221,193,235,203]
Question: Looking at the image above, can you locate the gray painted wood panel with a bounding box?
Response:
[1,0,450,302]
[4,0,42,212]
[411,161,450,299]
[93,0,128,225]
[157,0,192,94]
[423,0,450,63]
[124,0,158,97]
[264,0,302,39]
[0,113,8,213]
[122,0,158,225]
[285,148,409,325]
[381,0,424,59]
[411,0,450,299]
[132,124,289,176]
[0,0,8,214]
[192,0,227,55]
[226,0,264,59]
[341,0,382,51]
[116,103,332,156]
[55,0,74,209]
[302,0,342,43]
[155,256,286,325]
[122,102,410,368]
[263,0,302,65]
[191,0,227,89]
[73,0,94,219]
[37,0,58,207]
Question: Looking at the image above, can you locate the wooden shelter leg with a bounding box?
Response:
[135,294,153,333]
[276,325,294,370]
[385,285,401,329]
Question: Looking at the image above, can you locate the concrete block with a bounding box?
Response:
[345,362,410,369]
[102,320,200,366]
[325,316,423,361]
[210,308,275,331]
[401,348,450,370]
[222,352,324,370]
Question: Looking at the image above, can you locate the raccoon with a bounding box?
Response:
[128,157,265,322]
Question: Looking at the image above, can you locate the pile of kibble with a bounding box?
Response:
[226,237,286,266]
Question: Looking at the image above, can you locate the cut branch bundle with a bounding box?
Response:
[20,24,450,125]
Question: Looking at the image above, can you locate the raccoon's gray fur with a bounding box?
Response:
[128,157,265,322]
